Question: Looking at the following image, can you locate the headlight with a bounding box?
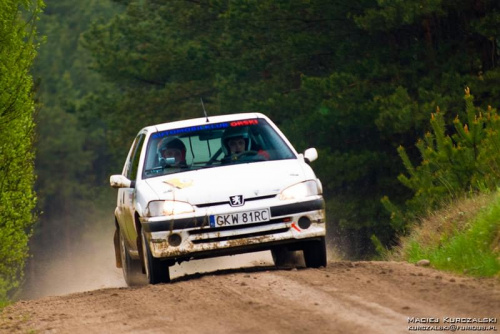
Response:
[147,200,194,217]
[279,180,321,200]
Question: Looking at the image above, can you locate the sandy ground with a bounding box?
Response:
[1,258,499,334]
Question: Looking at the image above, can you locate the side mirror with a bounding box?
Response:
[110,175,135,189]
[304,148,318,163]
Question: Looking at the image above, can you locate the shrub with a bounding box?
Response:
[383,88,500,234]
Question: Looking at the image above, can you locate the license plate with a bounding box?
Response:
[210,209,270,228]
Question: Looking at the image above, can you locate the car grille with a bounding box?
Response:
[194,194,276,208]
[189,218,290,244]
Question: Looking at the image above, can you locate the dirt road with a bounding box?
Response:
[1,260,499,334]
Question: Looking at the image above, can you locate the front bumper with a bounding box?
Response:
[140,198,326,261]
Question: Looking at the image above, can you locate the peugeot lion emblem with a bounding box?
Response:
[229,195,244,207]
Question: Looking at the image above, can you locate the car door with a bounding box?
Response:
[118,133,146,249]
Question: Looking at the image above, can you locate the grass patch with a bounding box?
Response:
[0,299,10,310]
[390,191,500,277]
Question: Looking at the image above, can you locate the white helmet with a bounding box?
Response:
[157,137,186,165]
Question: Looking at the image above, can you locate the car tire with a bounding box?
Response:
[141,230,171,284]
[303,237,327,268]
[119,229,146,286]
[271,246,300,268]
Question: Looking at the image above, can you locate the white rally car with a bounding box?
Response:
[110,113,327,285]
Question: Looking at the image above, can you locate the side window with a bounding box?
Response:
[125,134,146,180]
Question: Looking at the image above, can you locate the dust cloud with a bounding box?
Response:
[20,222,126,300]
[20,219,275,300]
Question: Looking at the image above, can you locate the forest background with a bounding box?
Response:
[1,0,500,303]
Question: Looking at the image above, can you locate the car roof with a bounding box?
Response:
[144,112,271,133]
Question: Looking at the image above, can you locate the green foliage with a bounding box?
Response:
[0,0,44,305]
[34,1,117,213]
[370,234,388,259]
[385,89,500,232]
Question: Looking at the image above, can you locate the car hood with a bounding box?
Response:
[143,159,307,205]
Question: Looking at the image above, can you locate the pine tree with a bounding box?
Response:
[385,88,500,235]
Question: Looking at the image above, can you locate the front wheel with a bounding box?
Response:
[119,229,146,286]
[141,230,171,284]
[303,237,327,268]
[271,246,303,268]
[271,246,289,267]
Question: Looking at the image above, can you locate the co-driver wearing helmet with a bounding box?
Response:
[158,137,187,167]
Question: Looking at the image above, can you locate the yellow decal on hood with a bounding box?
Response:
[164,178,193,189]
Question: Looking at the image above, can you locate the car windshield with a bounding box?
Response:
[142,118,296,178]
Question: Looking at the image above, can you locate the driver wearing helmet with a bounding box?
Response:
[158,137,187,167]
[221,126,269,163]
[227,137,247,155]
